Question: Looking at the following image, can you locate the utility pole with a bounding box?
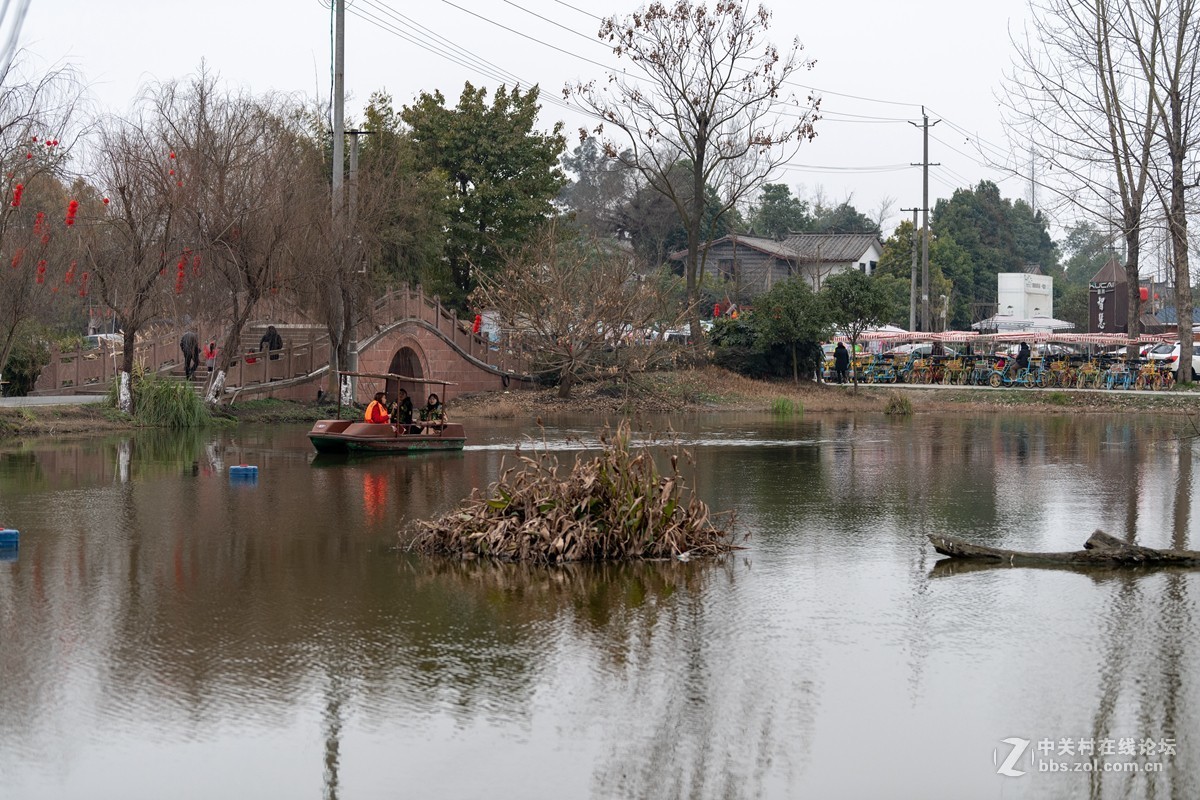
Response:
[910,107,939,331]
[345,129,372,381]
[332,0,345,221]
[332,0,348,402]
[901,207,919,331]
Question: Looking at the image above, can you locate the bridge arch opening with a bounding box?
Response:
[386,347,426,402]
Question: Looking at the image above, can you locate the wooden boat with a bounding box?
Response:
[308,419,466,454]
[307,370,465,455]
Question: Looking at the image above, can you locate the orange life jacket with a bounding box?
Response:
[365,400,389,424]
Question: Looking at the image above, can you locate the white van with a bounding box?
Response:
[84,333,123,350]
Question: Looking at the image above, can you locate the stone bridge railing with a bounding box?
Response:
[32,285,529,396]
[368,285,529,376]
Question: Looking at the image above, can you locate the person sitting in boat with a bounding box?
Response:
[392,388,417,434]
[365,391,390,424]
[419,393,447,428]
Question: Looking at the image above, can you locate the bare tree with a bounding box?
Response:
[1125,0,1200,380]
[1002,0,1159,354]
[152,73,319,403]
[472,221,680,399]
[565,1,819,339]
[0,60,82,380]
[288,118,421,402]
[82,114,187,411]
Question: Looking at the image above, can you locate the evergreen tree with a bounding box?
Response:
[401,83,567,307]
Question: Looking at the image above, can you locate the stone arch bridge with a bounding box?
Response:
[34,287,533,404]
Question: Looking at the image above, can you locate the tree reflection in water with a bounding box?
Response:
[0,415,1198,799]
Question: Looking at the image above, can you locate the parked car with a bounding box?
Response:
[1147,342,1200,381]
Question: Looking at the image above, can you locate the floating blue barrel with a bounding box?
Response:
[229,464,258,484]
[0,528,18,547]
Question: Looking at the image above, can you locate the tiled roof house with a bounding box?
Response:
[671,233,883,300]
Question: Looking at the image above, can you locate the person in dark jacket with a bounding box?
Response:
[179,331,200,380]
[1016,341,1031,371]
[259,325,283,360]
[834,342,851,384]
[391,388,418,434]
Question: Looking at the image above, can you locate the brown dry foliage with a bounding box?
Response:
[410,420,737,562]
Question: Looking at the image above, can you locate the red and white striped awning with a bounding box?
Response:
[834,330,1175,346]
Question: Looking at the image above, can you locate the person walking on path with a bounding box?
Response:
[834,342,851,384]
[202,341,218,375]
[259,325,283,360]
[180,331,200,380]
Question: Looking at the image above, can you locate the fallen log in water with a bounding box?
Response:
[928,530,1200,567]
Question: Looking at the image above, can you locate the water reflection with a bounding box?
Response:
[0,413,1196,799]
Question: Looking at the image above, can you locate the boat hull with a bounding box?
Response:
[307,420,466,454]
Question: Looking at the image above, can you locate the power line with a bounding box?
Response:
[438,0,615,72]
[352,2,1018,211]
[348,3,587,120]
[439,0,929,114]
[779,162,914,174]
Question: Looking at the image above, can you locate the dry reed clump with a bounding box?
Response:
[475,396,522,418]
[883,391,914,416]
[410,421,738,562]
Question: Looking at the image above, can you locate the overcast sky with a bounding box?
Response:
[19,0,1037,234]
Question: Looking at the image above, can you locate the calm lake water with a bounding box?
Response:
[0,411,1196,800]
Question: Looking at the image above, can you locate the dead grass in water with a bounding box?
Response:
[408,420,739,563]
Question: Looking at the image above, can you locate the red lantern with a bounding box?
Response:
[102,197,110,205]
[11,183,23,207]
[10,248,23,268]
[40,234,50,246]
[169,151,176,159]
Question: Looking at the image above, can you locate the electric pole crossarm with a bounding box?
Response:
[909,107,940,331]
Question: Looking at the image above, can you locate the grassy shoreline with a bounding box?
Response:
[1,365,1197,440]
